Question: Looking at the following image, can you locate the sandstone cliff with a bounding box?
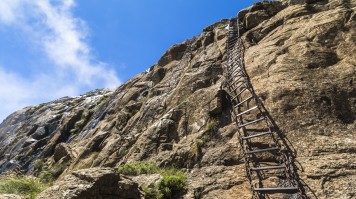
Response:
[0,0,355,198]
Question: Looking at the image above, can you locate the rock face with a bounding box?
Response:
[0,195,23,199]
[0,89,113,174]
[241,1,355,198]
[0,0,355,198]
[37,168,143,199]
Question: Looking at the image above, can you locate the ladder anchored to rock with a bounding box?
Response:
[224,18,305,199]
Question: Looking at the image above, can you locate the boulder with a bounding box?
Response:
[37,168,144,199]
[202,31,215,47]
[241,1,285,30]
[30,127,48,140]
[53,143,73,162]
[281,0,324,5]
[149,67,166,84]
[245,10,270,30]
[209,89,224,116]
[158,43,187,66]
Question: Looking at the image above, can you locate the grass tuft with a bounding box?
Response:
[0,175,48,199]
[118,161,187,199]
[158,172,187,199]
[207,118,219,134]
[118,161,159,176]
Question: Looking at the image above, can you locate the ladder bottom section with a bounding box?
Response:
[250,164,286,171]
[245,147,279,154]
[241,131,272,140]
[254,187,299,194]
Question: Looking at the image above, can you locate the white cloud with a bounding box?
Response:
[0,0,121,122]
[0,67,81,122]
[0,0,21,24]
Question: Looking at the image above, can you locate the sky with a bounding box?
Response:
[0,0,255,122]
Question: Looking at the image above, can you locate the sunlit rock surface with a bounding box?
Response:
[0,0,355,198]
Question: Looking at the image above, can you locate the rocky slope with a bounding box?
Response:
[0,0,355,198]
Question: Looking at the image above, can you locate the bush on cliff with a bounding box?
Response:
[0,175,47,199]
[118,161,187,199]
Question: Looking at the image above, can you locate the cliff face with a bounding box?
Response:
[241,1,355,198]
[0,0,355,198]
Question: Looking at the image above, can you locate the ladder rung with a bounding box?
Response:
[229,81,245,91]
[228,61,238,68]
[231,87,248,101]
[227,59,239,66]
[227,58,237,63]
[250,164,286,171]
[229,65,241,71]
[230,68,245,77]
[226,75,243,81]
[235,95,253,108]
[241,131,272,140]
[228,61,242,74]
[230,74,244,85]
[245,147,279,154]
[238,117,264,128]
[236,106,258,117]
[253,187,299,193]
[228,50,238,55]
[228,45,236,49]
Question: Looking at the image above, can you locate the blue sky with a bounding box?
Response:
[0,0,255,122]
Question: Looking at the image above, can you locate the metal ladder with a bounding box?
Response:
[225,18,305,199]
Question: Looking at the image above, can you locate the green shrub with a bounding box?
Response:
[118,162,187,199]
[118,147,129,157]
[158,167,185,177]
[118,161,159,176]
[38,162,68,184]
[143,187,162,199]
[72,110,93,133]
[207,118,219,134]
[194,189,203,199]
[33,159,45,172]
[97,95,109,105]
[0,175,47,199]
[190,139,204,161]
[158,174,187,199]
[103,120,116,132]
[38,170,54,184]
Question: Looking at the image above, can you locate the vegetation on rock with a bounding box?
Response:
[0,175,48,199]
[118,161,160,176]
[118,161,187,199]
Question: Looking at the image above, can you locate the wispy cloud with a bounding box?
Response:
[0,0,20,24]
[0,0,121,122]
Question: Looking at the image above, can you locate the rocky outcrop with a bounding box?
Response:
[0,195,23,199]
[37,168,143,199]
[53,143,73,162]
[0,0,355,198]
[0,89,112,173]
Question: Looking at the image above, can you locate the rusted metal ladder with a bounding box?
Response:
[225,18,305,199]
